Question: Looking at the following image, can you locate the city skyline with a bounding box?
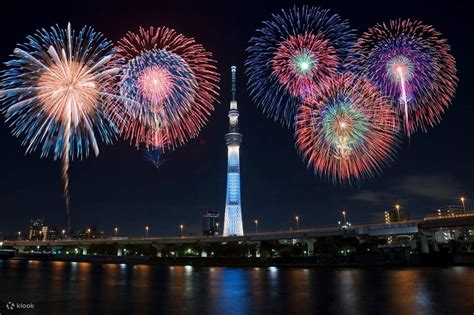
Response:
[0,0,473,237]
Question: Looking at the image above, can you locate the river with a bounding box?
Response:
[0,260,473,314]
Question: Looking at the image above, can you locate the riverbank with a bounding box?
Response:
[4,252,474,267]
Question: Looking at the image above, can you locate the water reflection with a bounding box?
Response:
[0,261,473,314]
[334,269,363,314]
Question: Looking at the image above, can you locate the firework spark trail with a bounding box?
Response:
[144,147,165,169]
[246,5,355,127]
[295,73,400,184]
[105,27,220,151]
[62,125,71,231]
[345,19,457,136]
[397,67,409,134]
[0,23,118,231]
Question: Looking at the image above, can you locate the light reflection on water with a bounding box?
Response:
[0,261,473,314]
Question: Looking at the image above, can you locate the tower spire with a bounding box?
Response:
[231,65,237,101]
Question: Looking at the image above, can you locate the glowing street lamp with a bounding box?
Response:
[341,211,347,224]
[18,231,21,240]
[114,227,118,237]
[295,216,299,231]
[145,226,149,238]
[395,204,401,222]
[179,224,184,237]
[87,228,91,239]
[460,197,466,212]
[254,219,259,233]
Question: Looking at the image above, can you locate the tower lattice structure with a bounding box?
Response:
[223,66,244,236]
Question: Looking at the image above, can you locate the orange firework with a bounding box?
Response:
[0,23,118,231]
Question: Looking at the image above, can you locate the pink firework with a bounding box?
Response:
[272,32,339,97]
[295,73,399,184]
[137,66,174,104]
[106,27,220,150]
[345,19,457,136]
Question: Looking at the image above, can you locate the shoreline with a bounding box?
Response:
[3,253,474,268]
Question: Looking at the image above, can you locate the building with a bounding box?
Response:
[28,218,44,240]
[202,211,220,236]
[41,226,49,241]
[436,205,464,218]
[41,226,59,240]
[223,66,244,236]
[384,209,410,224]
[423,205,474,221]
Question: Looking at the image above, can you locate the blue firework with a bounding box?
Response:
[246,5,356,127]
[143,148,165,169]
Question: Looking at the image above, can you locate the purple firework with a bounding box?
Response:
[345,19,457,136]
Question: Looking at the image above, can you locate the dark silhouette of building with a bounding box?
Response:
[77,226,104,239]
[43,226,59,240]
[202,211,220,236]
[28,218,44,240]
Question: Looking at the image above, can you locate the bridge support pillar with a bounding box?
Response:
[81,247,88,255]
[420,234,430,254]
[152,244,165,257]
[305,239,315,256]
[117,248,123,256]
[201,251,208,257]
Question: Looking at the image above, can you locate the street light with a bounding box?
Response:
[114,227,118,237]
[179,224,184,237]
[17,231,21,240]
[87,228,91,239]
[460,197,466,212]
[61,229,66,239]
[341,211,347,224]
[295,216,299,231]
[254,219,259,233]
[215,222,219,235]
[395,204,401,222]
[145,226,149,238]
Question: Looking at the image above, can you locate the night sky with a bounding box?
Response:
[0,0,472,237]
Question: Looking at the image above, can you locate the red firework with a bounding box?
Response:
[295,73,399,184]
[106,26,220,149]
[272,32,339,97]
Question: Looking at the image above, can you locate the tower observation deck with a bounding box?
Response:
[223,66,244,236]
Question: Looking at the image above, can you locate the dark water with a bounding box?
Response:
[0,260,473,315]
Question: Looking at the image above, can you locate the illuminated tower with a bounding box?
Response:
[223,66,244,236]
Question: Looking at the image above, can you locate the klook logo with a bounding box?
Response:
[5,302,15,310]
[4,302,34,311]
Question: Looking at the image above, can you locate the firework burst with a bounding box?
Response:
[0,23,118,230]
[246,6,355,127]
[345,19,457,136]
[106,26,220,150]
[295,73,399,184]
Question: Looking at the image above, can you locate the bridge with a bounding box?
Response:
[1,216,472,257]
[1,221,419,252]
